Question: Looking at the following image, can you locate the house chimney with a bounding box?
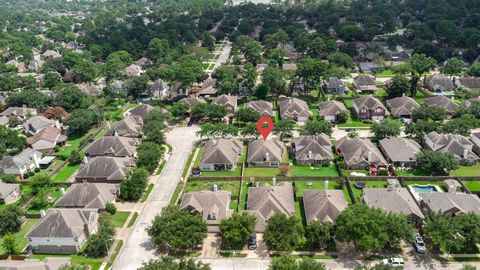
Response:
[324,180,329,190]
[308,150,313,159]
[464,149,469,159]
[272,177,276,186]
[40,210,46,218]
[367,151,372,162]
[451,96,455,102]
[60,187,65,195]
[82,156,88,164]
[265,152,270,162]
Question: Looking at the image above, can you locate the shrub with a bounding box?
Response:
[105,202,117,215]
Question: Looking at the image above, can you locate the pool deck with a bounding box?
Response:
[408,184,443,201]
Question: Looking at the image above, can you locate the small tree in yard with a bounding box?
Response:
[68,149,83,164]
[264,213,303,251]
[300,120,333,136]
[269,254,326,270]
[416,150,459,175]
[0,205,23,236]
[279,164,290,176]
[105,202,117,215]
[120,168,149,201]
[219,212,256,249]
[147,205,207,252]
[84,216,114,257]
[274,120,294,139]
[305,221,333,250]
[30,173,52,194]
[136,142,164,173]
[336,110,349,124]
[371,119,401,139]
[140,256,211,270]
[1,233,18,254]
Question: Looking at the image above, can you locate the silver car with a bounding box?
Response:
[415,233,427,253]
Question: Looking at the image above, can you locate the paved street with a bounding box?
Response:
[112,125,200,270]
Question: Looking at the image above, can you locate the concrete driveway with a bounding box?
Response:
[112,125,200,270]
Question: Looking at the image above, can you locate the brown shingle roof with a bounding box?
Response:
[200,139,243,165]
[181,191,232,232]
[244,100,274,117]
[385,96,420,117]
[55,183,118,209]
[318,100,347,117]
[293,135,333,162]
[105,116,143,137]
[336,136,387,168]
[279,98,312,120]
[379,137,421,163]
[247,139,284,164]
[363,188,424,219]
[85,136,139,157]
[424,96,458,114]
[75,156,134,182]
[420,193,480,214]
[303,189,347,224]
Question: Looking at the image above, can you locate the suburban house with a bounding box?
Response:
[105,116,143,138]
[363,188,424,224]
[455,77,480,91]
[352,96,389,121]
[42,50,61,58]
[78,84,102,96]
[180,190,233,232]
[379,137,422,168]
[199,139,243,171]
[127,104,154,120]
[247,182,295,232]
[420,193,480,215]
[198,78,217,97]
[423,96,458,115]
[425,131,479,166]
[26,126,67,153]
[278,98,312,123]
[292,134,334,166]
[317,100,348,122]
[179,97,206,110]
[247,139,284,167]
[323,77,348,94]
[27,208,99,254]
[352,74,377,93]
[335,136,388,170]
[23,116,61,134]
[244,100,274,118]
[0,106,37,120]
[212,95,237,115]
[0,181,21,204]
[85,136,140,158]
[75,156,134,183]
[125,64,142,77]
[303,189,348,224]
[55,183,119,210]
[358,62,382,74]
[385,96,420,119]
[149,79,170,99]
[471,132,480,156]
[0,148,42,177]
[463,96,480,108]
[424,74,455,93]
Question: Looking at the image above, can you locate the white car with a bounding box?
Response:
[382,258,405,268]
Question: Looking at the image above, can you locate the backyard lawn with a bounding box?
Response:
[375,69,395,77]
[0,218,39,254]
[294,180,343,197]
[107,211,130,228]
[27,188,63,214]
[291,165,340,177]
[199,166,243,177]
[451,164,480,177]
[53,163,80,182]
[243,167,280,177]
[186,180,241,196]
[463,181,480,192]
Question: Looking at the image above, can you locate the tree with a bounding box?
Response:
[202,32,215,51]
[174,56,206,89]
[263,213,303,251]
[416,150,459,175]
[147,38,170,64]
[338,24,363,42]
[405,120,443,141]
[170,102,189,119]
[73,60,99,83]
[296,58,328,93]
[137,142,164,173]
[1,233,18,255]
[262,67,285,96]
[219,212,256,249]
[65,109,103,135]
[300,120,332,136]
[241,63,258,93]
[241,123,260,138]
[328,52,355,69]
[408,54,436,97]
[337,110,349,124]
[269,254,297,270]
[386,75,410,98]
[298,258,327,270]
[442,114,479,136]
[0,206,23,236]
[255,83,269,100]
[279,164,290,176]
[412,105,448,122]
[105,51,133,79]
[371,119,401,139]
[441,58,464,77]
[456,212,480,253]
[192,103,228,122]
[59,265,88,270]
[461,266,477,270]
[53,86,90,111]
[243,41,262,66]
[43,106,67,120]
[424,212,463,253]
[6,90,52,110]
[467,63,480,77]
[84,217,114,257]
[31,173,52,194]
[305,221,333,250]
[0,126,26,159]
[273,120,294,139]
[44,71,62,88]
[147,205,207,252]
[124,74,149,99]
[140,256,211,270]
[120,168,149,201]
[68,149,83,164]
[234,108,260,124]
[105,202,117,215]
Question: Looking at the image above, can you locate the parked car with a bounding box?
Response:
[248,232,257,250]
[415,233,427,253]
[382,258,405,268]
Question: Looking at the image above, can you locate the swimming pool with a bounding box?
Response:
[411,185,440,193]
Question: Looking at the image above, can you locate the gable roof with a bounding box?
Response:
[336,136,387,168]
[179,97,206,108]
[420,193,480,214]
[325,77,346,90]
[457,77,480,90]
[200,139,243,165]
[279,98,312,120]
[0,148,41,172]
[247,182,295,231]
[293,135,333,162]
[353,74,377,91]
[379,137,421,162]
[318,100,347,117]
[424,96,458,114]
[75,156,134,182]
[244,100,274,117]
[213,95,237,111]
[85,136,139,157]
[55,183,118,209]
[385,96,420,117]
[0,107,37,118]
[0,181,20,200]
[425,131,478,161]
[181,191,232,229]
[303,189,347,224]
[425,74,454,91]
[363,188,424,219]
[128,104,154,120]
[353,96,388,113]
[26,127,66,146]
[23,116,58,134]
[27,208,98,238]
[247,139,284,163]
[105,116,143,137]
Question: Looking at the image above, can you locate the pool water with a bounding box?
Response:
[411,185,439,193]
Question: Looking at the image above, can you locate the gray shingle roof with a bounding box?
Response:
[85,136,139,157]
[0,181,20,200]
[425,131,478,161]
[353,96,388,113]
[0,107,37,118]
[420,193,480,214]
[318,100,347,117]
[0,148,42,173]
[181,191,232,231]
[425,74,454,91]
[457,77,480,90]
[363,188,424,219]
[55,183,118,209]
[105,116,143,137]
[336,136,387,168]
[303,189,347,224]
[293,135,333,162]
[244,100,274,117]
[179,97,206,108]
[424,96,458,114]
[23,116,58,134]
[128,104,154,120]
[353,74,377,91]
[247,182,295,232]
[213,95,237,112]
[75,156,134,182]
[200,139,243,165]
[278,98,312,120]
[379,137,421,163]
[247,139,284,164]
[385,96,420,117]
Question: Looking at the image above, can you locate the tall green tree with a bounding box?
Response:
[120,168,149,201]
[140,256,211,270]
[408,54,436,97]
[441,57,464,77]
[305,221,333,250]
[300,120,333,136]
[263,213,303,251]
[416,150,459,175]
[371,119,402,139]
[219,212,256,249]
[386,75,410,98]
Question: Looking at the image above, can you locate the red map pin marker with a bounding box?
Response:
[256,116,274,141]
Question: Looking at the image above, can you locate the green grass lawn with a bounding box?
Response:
[294,180,343,197]
[52,163,80,182]
[127,212,138,228]
[169,183,183,205]
[181,146,197,178]
[395,168,428,176]
[376,69,395,77]
[243,167,280,177]
[27,188,63,214]
[31,254,102,270]
[463,181,480,192]
[0,218,39,254]
[105,240,124,270]
[350,180,387,202]
[291,165,340,177]
[186,180,241,196]
[141,183,154,203]
[451,164,480,177]
[107,211,130,228]
[199,166,243,177]
[193,145,205,167]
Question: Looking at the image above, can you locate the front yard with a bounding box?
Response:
[294,180,343,197]
[105,211,130,228]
